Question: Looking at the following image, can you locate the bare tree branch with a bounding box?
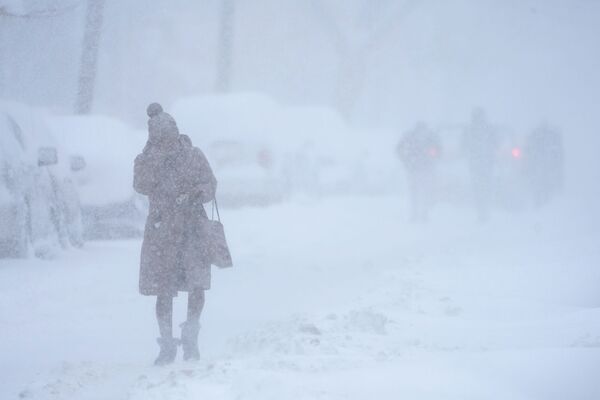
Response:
[361,0,419,54]
[308,0,349,56]
[310,0,419,57]
[0,1,83,19]
[309,0,421,118]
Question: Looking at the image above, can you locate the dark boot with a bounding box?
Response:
[180,321,200,361]
[154,337,179,366]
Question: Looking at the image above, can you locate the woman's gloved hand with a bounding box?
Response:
[176,193,189,205]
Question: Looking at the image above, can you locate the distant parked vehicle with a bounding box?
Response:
[0,101,83,259]
[172,94,291,207]
[493,129,529,212]
[47,115,148,240]
[172,93,377,204]
[434,124,529,212]
[206,139,287,207]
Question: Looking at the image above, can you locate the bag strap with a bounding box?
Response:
[211,198,221,222]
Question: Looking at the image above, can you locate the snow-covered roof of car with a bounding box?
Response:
[171,92,357,156]
[46,114,146,206]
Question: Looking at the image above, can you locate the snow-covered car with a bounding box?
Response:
[0,102,83,259]
[493,130,529,212]
[206,139,286,207]
[172,94,292,207]
[47,115,148,240]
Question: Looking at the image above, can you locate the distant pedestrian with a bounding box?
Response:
[524,123,564,207]
[461,108,498,222]
[396,122,441,222]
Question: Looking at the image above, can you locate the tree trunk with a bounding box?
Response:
[75,0,105,114]
[215,0,235,92]
[333,50,368,119]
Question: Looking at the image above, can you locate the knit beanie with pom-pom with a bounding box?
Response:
[147,102,179,145]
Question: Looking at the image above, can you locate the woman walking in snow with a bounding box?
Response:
[133,103,217,365]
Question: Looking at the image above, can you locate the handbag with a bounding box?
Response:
[208,198,233,268]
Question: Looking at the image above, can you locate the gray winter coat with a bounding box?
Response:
[133,134,217,296]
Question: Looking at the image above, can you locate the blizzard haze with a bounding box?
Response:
[1,1,599,399]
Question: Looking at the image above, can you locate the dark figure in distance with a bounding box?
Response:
[133,103,217,365]
[523,123,564,207]
[396,122,441,222]
[461,108,498,222]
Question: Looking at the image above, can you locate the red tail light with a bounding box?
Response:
[511,147,522,159]
[428,147,439,157]
[257,148,272,169]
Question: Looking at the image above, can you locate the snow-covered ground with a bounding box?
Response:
[1,195,599,399]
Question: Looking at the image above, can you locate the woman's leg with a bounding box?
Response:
[154,295,177,365]
[187,288,205,322]
[156,295,174,338]
[181,288,204,361]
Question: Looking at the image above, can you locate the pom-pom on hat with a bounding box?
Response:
[147,102,163,118]
[146,102,179,144]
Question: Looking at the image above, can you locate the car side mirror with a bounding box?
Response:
[70,155,86,172]
[38,147,58,167]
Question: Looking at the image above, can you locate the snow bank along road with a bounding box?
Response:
[1,196,599,399]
